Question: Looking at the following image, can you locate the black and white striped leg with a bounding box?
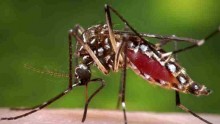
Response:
[105,5,144,123]
[175,91,212,124]
[10,105,42,111]
[104,4,117,53]
[69,25,85,87]
[105,4,124,71]
[116,31,129,110]
[155,27,219,54]
[173,42,212,124]
[104,4,161,57]
[121,39,128,124]
[1,83,80,120]
[116,35,129,124]
[82,78,105,122]
[111,33,128,122]
[116,26,219,54]
[105,4,125,112]
[116,72,123,109]
[106,4,219,56]
[172,27,219,54]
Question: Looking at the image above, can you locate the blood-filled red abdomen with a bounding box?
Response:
[127,49,177,84]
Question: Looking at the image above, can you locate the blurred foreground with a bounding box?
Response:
[0,108,220,124]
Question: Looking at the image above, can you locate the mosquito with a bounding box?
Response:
[1,4,219,124]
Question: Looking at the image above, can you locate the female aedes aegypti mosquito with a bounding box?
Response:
[1,4,219,124]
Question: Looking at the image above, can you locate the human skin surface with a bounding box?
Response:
[0,108,219,124]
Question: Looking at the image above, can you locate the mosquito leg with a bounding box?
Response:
[120,36,128,124]
[114,34,128,123]
[10,106,41,111]
[104,5,117,53]
[1,83,79,120]
[7,33,82,114]
[113,26,219,54]
[173,27,219,54]
[105,5,123,71]
[85,84,88,103]
[153,27,219,55]
[151,27,219,54]
[69,25,85,87]
[115,36,127,110]
[116,29,130,110]
[72,25,108,121]
[114,30,199,44]
[175,91,212,124]
[116,72,123,109]
[104,4,145,41]
[106,4,219,55]
[105,4,161,58]
[141,27,220,54]
[143,27,219,54]
[9,25,83,111]
[172,41,212,124]
[115,29,219,45]
[82,78,105,122]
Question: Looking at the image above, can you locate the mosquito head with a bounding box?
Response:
[75,64,91,85]
[188,82,212,96]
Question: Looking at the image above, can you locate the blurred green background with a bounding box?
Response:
[0,0,220,114]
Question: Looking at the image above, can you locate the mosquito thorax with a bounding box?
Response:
[78,24,117,73]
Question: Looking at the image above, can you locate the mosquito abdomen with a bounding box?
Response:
[126,41,211,96]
